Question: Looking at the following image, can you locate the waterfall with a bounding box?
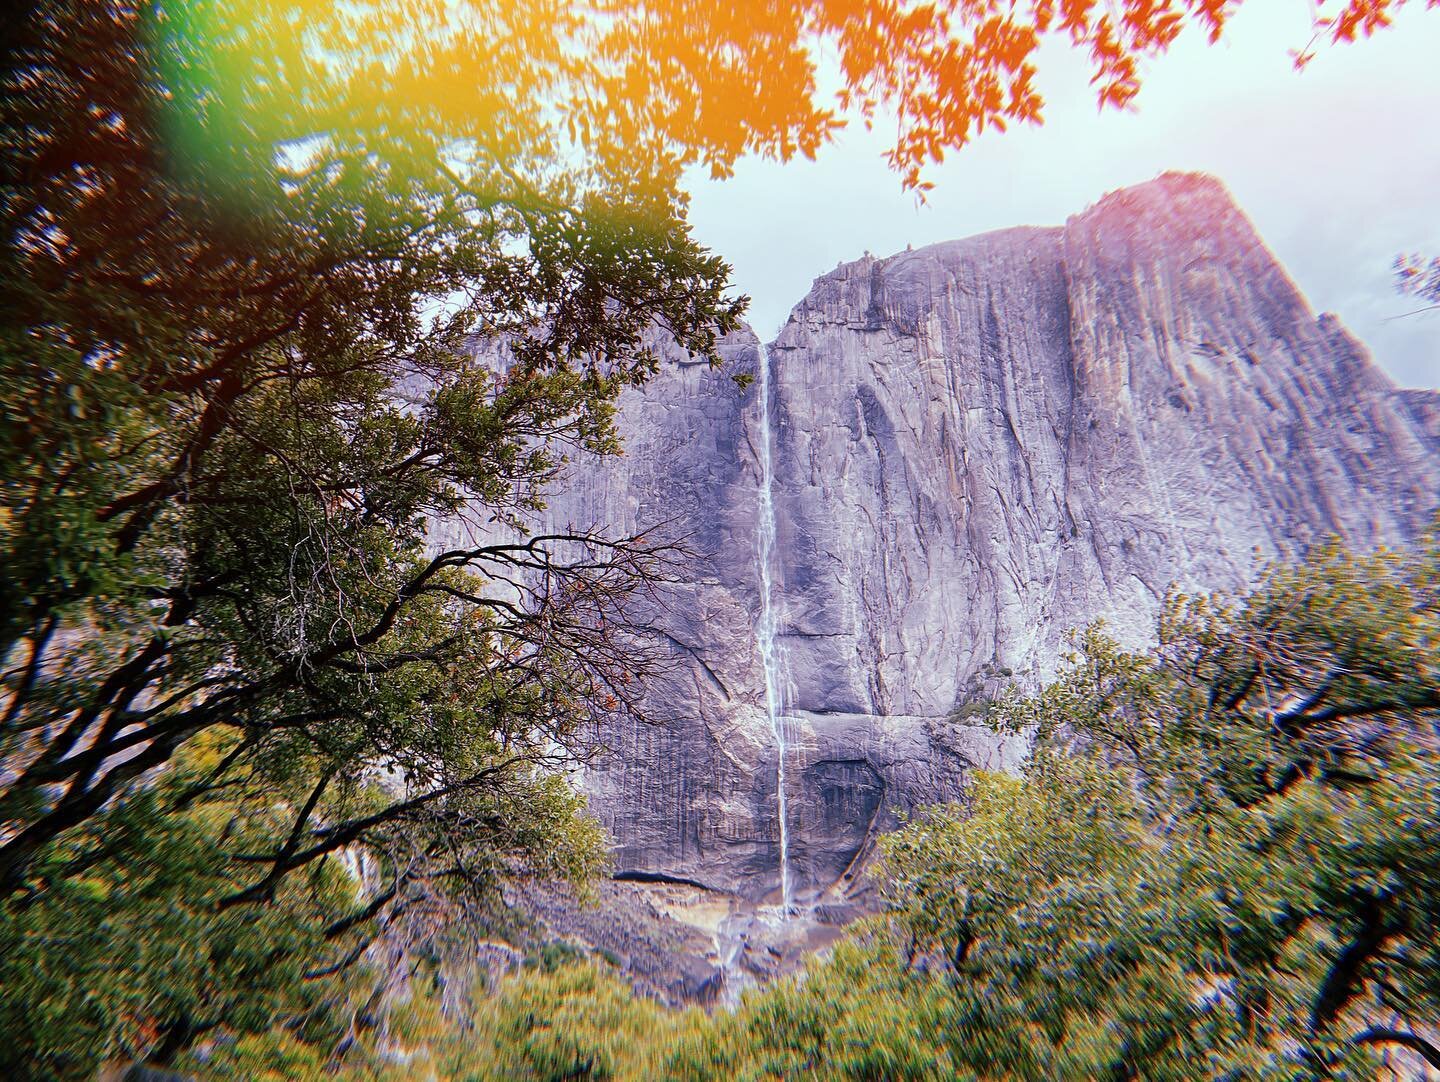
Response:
[754,343,794,914]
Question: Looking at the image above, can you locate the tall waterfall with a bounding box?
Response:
[754,343,794,914]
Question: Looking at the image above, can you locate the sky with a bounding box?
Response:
[684,2,1440,390]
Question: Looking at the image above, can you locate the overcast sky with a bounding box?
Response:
[684,3,1440,390]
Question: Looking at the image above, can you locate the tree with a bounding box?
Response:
[0,753,358,1079]
[1396,253,1440,310]
[5,0,1426,899]
[2,1,736,1066]
[878,535,1440,1079]
[344,536,1437,1082]
[2,0,1431,1070]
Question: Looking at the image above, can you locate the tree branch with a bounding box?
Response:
[1352,1026,1440,1069]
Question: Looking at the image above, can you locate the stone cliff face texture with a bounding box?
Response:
[535,173,1440,906]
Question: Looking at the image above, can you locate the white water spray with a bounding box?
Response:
[754,344,794,915]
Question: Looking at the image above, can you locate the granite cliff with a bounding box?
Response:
[527,172,1440,915]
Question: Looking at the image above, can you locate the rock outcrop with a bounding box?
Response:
[531,172,1440,907]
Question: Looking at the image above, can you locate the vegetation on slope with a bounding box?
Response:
[124,533,1434,1081]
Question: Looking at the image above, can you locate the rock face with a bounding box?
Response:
[535,172,1440,907]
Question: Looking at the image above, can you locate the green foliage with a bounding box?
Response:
[947,697,993,722]
[446,963,685,1081]
[0,766,358,1080]
[273,535,1440,1082]
[880,533,1440,1079]
[2,0,736,1068]
[4,2,1436,1073]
